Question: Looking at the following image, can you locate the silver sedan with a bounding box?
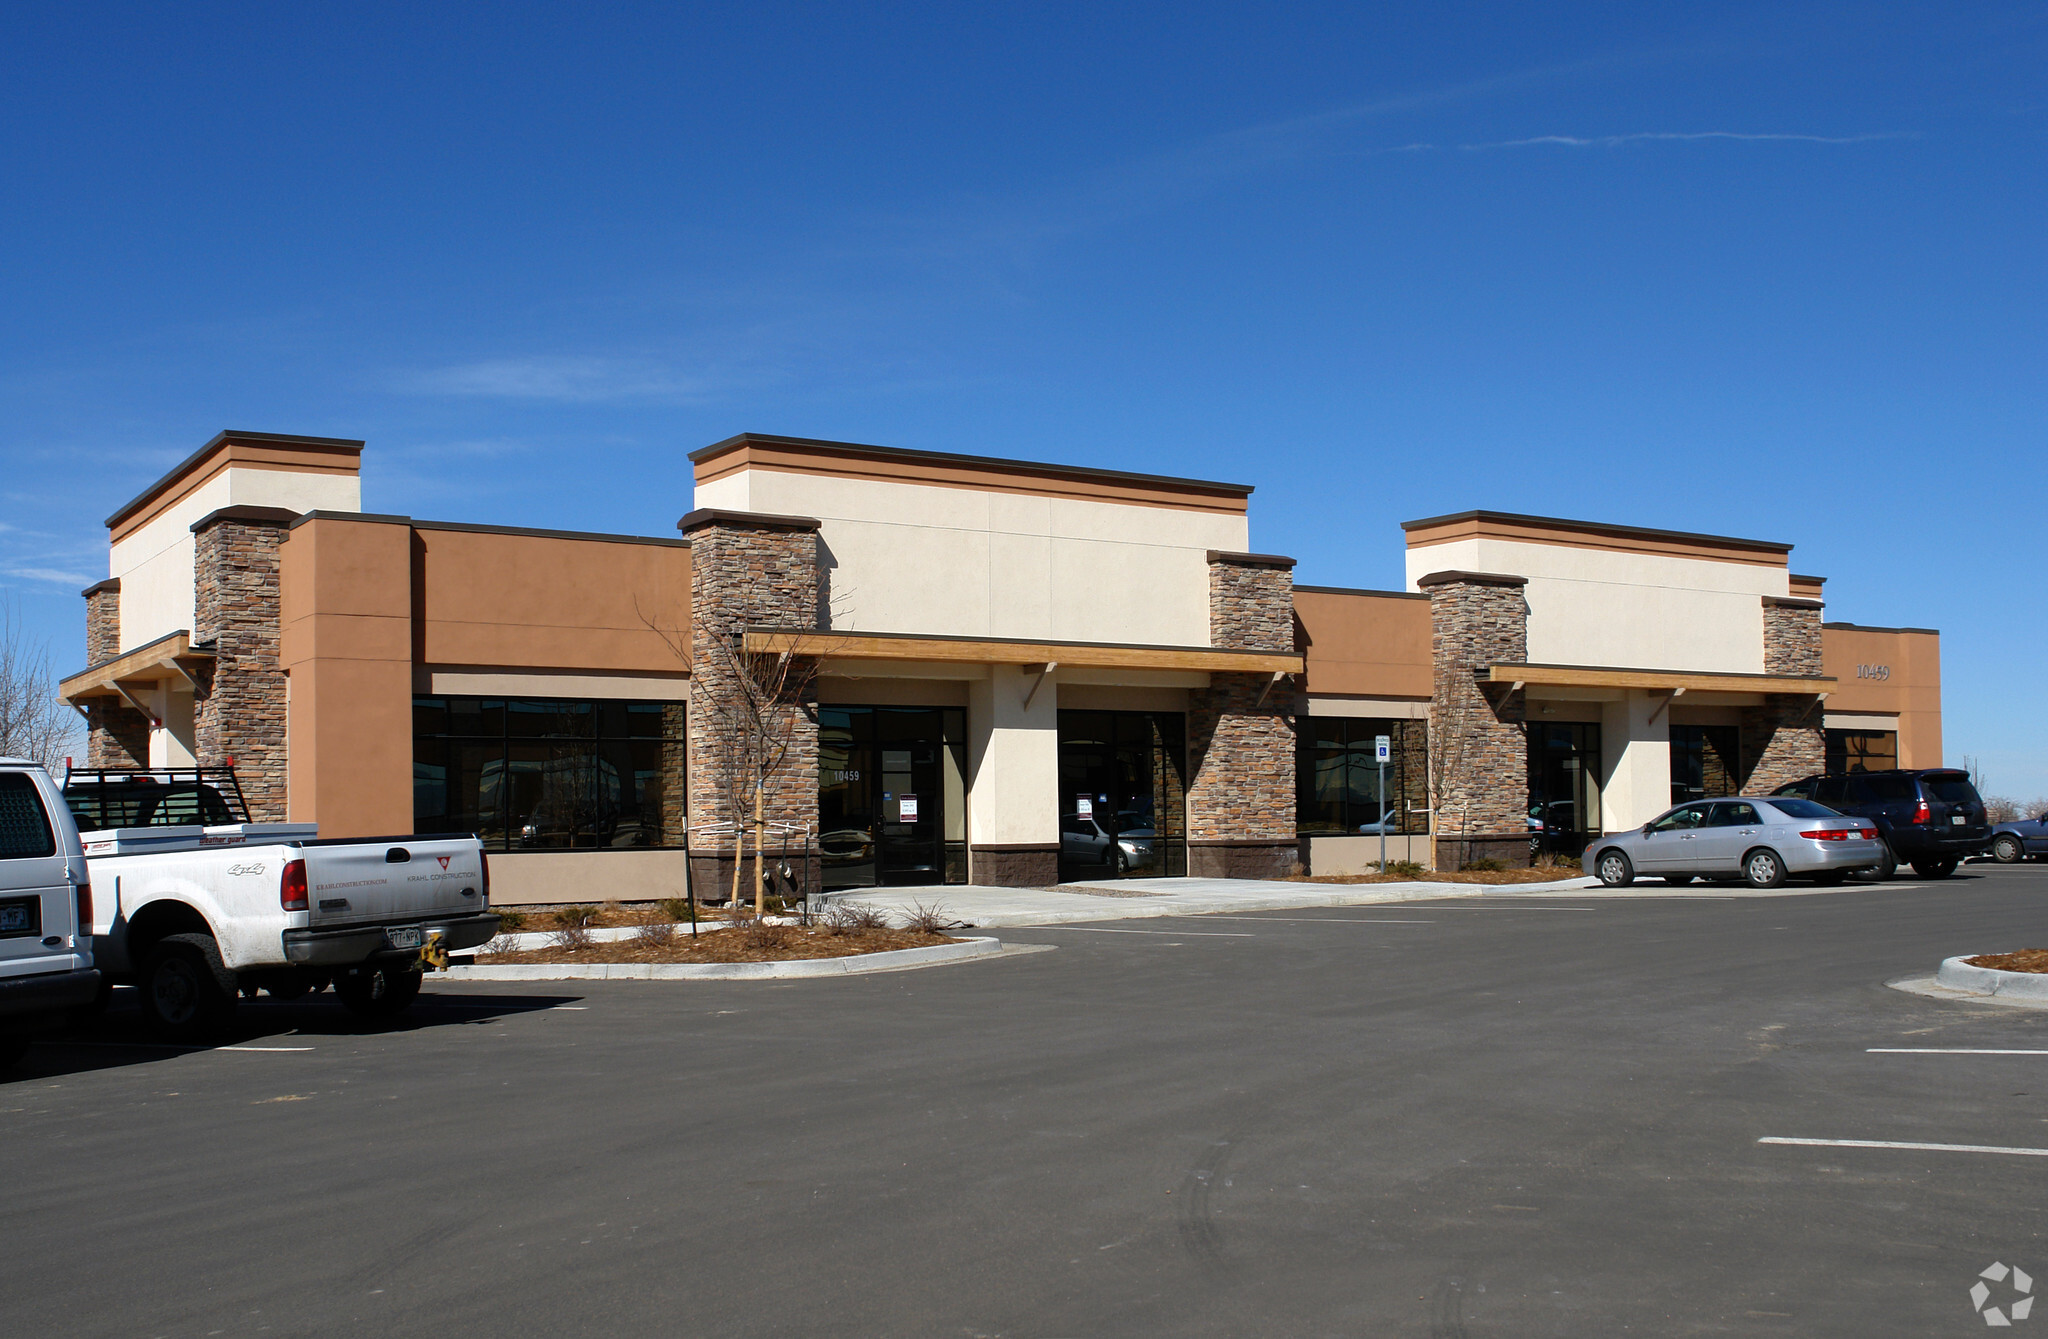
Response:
[1584,797,1883,889]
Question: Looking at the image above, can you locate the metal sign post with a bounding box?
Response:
[1375,735,1392,871]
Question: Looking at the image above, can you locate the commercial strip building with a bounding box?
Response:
[60,430,1942,903]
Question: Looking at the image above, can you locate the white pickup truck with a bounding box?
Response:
[63,767,498,1040]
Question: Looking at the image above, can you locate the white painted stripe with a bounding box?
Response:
[220,1045,314,1052]
[1760,1137,2048,1157]
[1868,1048,2048,1055]
[1195,916,1436,924]
[1047,926,1256,937]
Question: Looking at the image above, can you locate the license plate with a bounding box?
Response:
[0,898,38,939]
[385,927,423,950]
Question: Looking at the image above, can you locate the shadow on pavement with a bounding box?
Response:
[2,984,583,1083]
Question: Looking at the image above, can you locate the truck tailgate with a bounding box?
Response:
[304,838,485,928]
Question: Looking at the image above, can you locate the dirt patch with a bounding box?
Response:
[490,902,755,934]
[475,923,960,965]
[1964,948,2048,974]
[1285,867,1584,886]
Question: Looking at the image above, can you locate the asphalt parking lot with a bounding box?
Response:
[7,865,2048,1337]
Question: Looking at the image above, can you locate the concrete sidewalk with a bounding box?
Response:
[830,874,1600,928]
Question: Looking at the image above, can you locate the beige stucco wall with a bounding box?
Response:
[965,665,1061,848]
[1406,538,1787,674]
[697,470,1248,646]
[485,850,691,906]
[110,467,359,654]
[1304,834,1431,875]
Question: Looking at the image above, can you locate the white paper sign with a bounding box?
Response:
[898,795,919,823]
[1075,795,1093,817]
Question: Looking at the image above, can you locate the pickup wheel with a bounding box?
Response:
[335,965,424,1020]
[139,933,237,1042]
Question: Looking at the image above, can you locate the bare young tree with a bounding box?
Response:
[641,599,820,918]
[1425,657,1479,869]
[0,600,78,771]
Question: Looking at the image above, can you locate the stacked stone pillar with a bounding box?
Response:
[678,508,823,901]
[1418,570,1530,869]
[1741,596,1827,791]
[1186,551,1298,878]
[192,506,298,819]
[81,577,149,767]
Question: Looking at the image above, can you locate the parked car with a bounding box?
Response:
[1583,796,1883,889]
[1526,800,1584,857]
[0,758,99,1070]
[1771,768,1990,878]
[63,765,497,1040]
[1990,810,2048,864]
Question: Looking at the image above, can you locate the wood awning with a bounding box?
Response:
[59,630,213,714]
[1486,662,1835,696]
[743,628,1303,675]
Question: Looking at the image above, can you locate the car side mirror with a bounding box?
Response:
[1642,823,1654,836]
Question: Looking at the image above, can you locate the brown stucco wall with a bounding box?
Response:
[413,527,691,672]
[1823,624,1942,768]
[1294,588,1432,698]
[280,516,414,838]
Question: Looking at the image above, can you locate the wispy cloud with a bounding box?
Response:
[1461,130,1910,150]
[6,567,93,587]
[401,356,724,403]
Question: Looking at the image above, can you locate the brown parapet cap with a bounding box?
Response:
[288,509,413,530]
[1823,621,1941,636]
[1414,570,1529,589]
[1206,550,1297,568]
[677,507,821,535]
[1292,583,1429,601]
[1401,508,1793,555]
[80,577,120,598]
[104,430,364,531]
[689,432,1255,497]
[1763,596,1826,610]
[412,518,690,548]
[1789,573,1827,586]
[190,504,303,533]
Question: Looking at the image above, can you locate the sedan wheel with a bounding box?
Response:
[1744,849,1788,889]
[1994,835,2025,864]
[1596,850,1634,887]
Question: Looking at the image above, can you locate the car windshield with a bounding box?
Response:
[1764,798,1842,820]
[1922,773,1981,804]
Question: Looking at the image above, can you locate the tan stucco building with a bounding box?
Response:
[60,430,1944,903]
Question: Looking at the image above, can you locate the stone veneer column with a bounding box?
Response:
[1740,595,1827,791]
[1185,551,1298,879]
[1418,570,1530,870]
[192,506,299,820]
[81,577,149,767]
[678,508,822,900]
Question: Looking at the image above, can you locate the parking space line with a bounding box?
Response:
[1760,1137,2048,1157]
[1042,927,1256,937]
[1867,1048,2048,1055]
[1194,916,1436,924]
[220,1045,315,1052]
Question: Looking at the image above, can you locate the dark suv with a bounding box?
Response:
[1771,769,1990,878]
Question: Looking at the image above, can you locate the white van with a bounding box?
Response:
[0,758,97,1069]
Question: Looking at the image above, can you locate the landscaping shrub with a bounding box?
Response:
[657,898,694,922]
[904,901,958,934]
[1375,859,1427,878]
[1461,857,1506,873]
[550,924,594,951]
[552,904,599,930]
[493,909,529,932]
[829,904,889,931]
[635,919,677,947]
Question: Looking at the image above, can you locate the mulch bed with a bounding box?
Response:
[1965,949,2048,974]
[476,924,960,965]
[1288,867,1582,886]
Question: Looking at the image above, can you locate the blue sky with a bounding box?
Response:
[3,3,2043,795]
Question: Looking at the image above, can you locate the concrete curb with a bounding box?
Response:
[443,935,1005,981]
[1934,955,2048,1000]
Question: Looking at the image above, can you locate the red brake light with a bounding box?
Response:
[281,859,308,911]
[1911,799,1931,825]
[1802,828,1852,841]
[76,881,92,928]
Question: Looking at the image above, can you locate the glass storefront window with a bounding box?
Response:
[1527,723,1601,854]
[818,706,967,890]
[414,696,685,850]
[1057,710,1189,881]
[1294,717,1430,836]
[1826,729,1898,774]
[1670,725,1741,805]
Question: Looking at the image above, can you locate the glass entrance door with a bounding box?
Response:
[1056,711,1187,882]
[1527,723,1602,856]
[818,706,966,890]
